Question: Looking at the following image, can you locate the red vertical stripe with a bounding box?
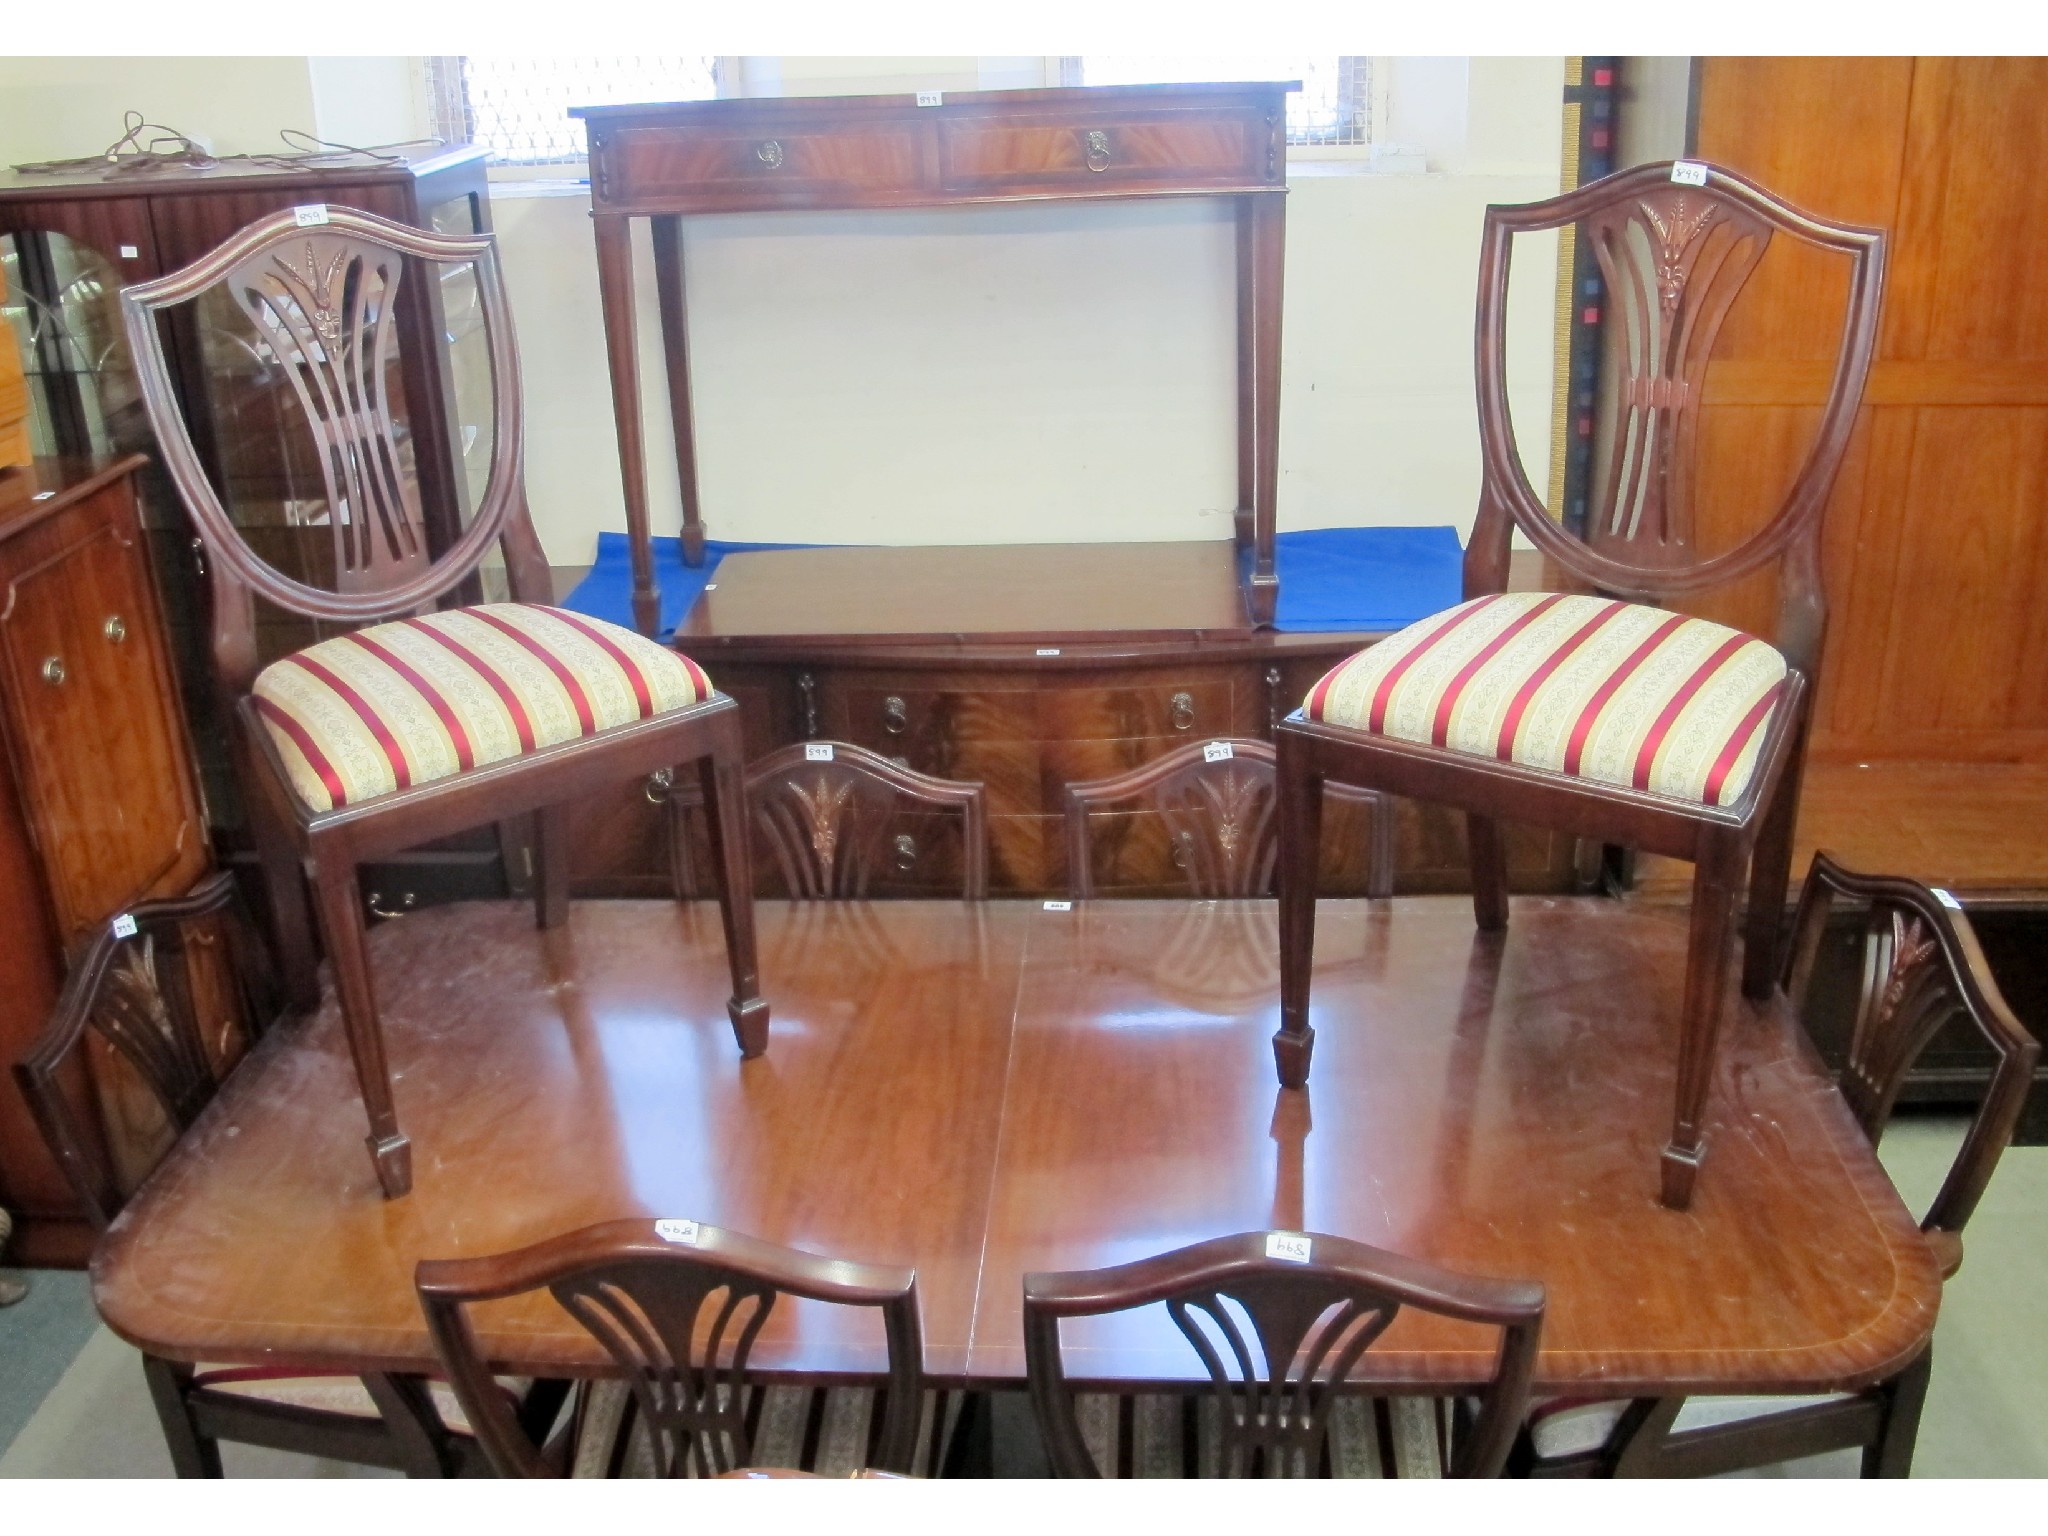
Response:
[1701,682,1784,805]
[1631,635,1752,792]
[341,630,476,771]
[1492,601,1629,760]
[470,608,597,733]
[1357,598,1500,733]
[403,616,537,752]
[1561,613,1691,777]
[1305,659,1346,720]
[282,653,412,791]
[254,695,350,809]
[1427,594,1568,747]
[539,606,659,716]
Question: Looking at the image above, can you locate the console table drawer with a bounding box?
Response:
[602,123,932,206]
[939,113,1268,194]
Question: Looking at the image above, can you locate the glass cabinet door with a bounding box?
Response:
[0,227,153,463]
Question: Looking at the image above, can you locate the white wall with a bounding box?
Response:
[0,56,1565,566]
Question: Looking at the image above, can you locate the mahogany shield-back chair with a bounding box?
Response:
[1519,852,2039,1478]
[12,874,568,1476]
[416,1217,933,1478]
[1022,1230,1544,1478]
[120,206,766,1199]
[1273,162,1887,1208]
[745,741,989,900]
[1064,738,1393,900]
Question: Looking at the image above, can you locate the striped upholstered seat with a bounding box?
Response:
[252,604,713,814]
[1303,592,1788,809]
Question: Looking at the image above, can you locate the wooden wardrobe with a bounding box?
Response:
[1627,57,2048,768]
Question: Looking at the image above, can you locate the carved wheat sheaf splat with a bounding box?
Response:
[1157,759,1280,898]
[1843,906,1955,1134]
[554,1267,774,1478]
[756,767,891,899]
[1168,1276,1396,1478]
[92,938,216,1130]
[229,235,429,592]
[1585,190,1772,555]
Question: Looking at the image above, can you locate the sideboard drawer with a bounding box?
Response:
[604,123,932,206]
[939,112,1267,195]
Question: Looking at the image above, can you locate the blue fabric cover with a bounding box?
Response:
[558,531,807,640]
[1265,525,1465,634]
[562,526,1466,640]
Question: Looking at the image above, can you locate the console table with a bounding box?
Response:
[573,83,1293,635]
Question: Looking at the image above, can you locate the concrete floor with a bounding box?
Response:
[3,1115,2043,1478]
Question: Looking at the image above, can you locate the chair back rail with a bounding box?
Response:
[12,871,279,1227]
[1783,852,2040,1266]
[416,1217,925,1478]
[1064,739,1393,900]
[1023,1230,1543,1478]
[745,742,989,900]
[120,205,552,693]
[1469,160,1887,678]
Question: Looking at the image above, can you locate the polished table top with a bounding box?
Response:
[92,898,1939,1395]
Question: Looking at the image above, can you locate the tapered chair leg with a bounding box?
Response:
[1467,813,1511,932]
[697,714,768,1057]
[1862,1345,1932,1478]
[243,766,320,1016]
[532,803,572,931]
[1273,728,1325,1088]
[143,1356,223,1478]
[1661,840,1744,1209]
[309,858,412,1198]
[1741,732,1807,1001]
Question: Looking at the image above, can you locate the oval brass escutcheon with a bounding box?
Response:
[103,614,127,644]
[40,656,65,686]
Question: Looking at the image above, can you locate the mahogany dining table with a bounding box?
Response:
[90,896,1939,1419]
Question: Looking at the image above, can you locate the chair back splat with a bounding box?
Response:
[13,872,278,1228]
[417,1218,926,1478]
[1023,1231,1543,1478]
[1469,161,1886,675]
[1063,739,1393,900]
[121,206,549,694]
[745,742,989,900]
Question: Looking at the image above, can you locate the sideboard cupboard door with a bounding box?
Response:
[0,465,206,942]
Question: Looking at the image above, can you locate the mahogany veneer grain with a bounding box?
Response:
[91,898,1938,1399]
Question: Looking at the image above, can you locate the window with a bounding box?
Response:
[1063,56,1371,146]
[425,57,720,166]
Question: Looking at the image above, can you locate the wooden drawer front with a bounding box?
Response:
[0,483,205,936]
[603,124,931,206]
[836,678,1235,752]
[940,113,1264,194]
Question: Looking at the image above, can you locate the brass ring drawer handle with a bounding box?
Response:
[1170,691,1196,730]
[366,890,417,920]
[892,833,918,872]
[757,139,785,170]
[646,767,675,805]
[104,614,127,644]
[1084,129,1112,171]
[40,656,65,686]
[883,696,908,735]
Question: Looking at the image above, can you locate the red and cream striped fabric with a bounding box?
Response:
[1303,592,1788,808]
[252,604,713,813]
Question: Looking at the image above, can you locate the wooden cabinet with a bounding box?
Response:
[562,543,1580,900]
[0,456,209,1261]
